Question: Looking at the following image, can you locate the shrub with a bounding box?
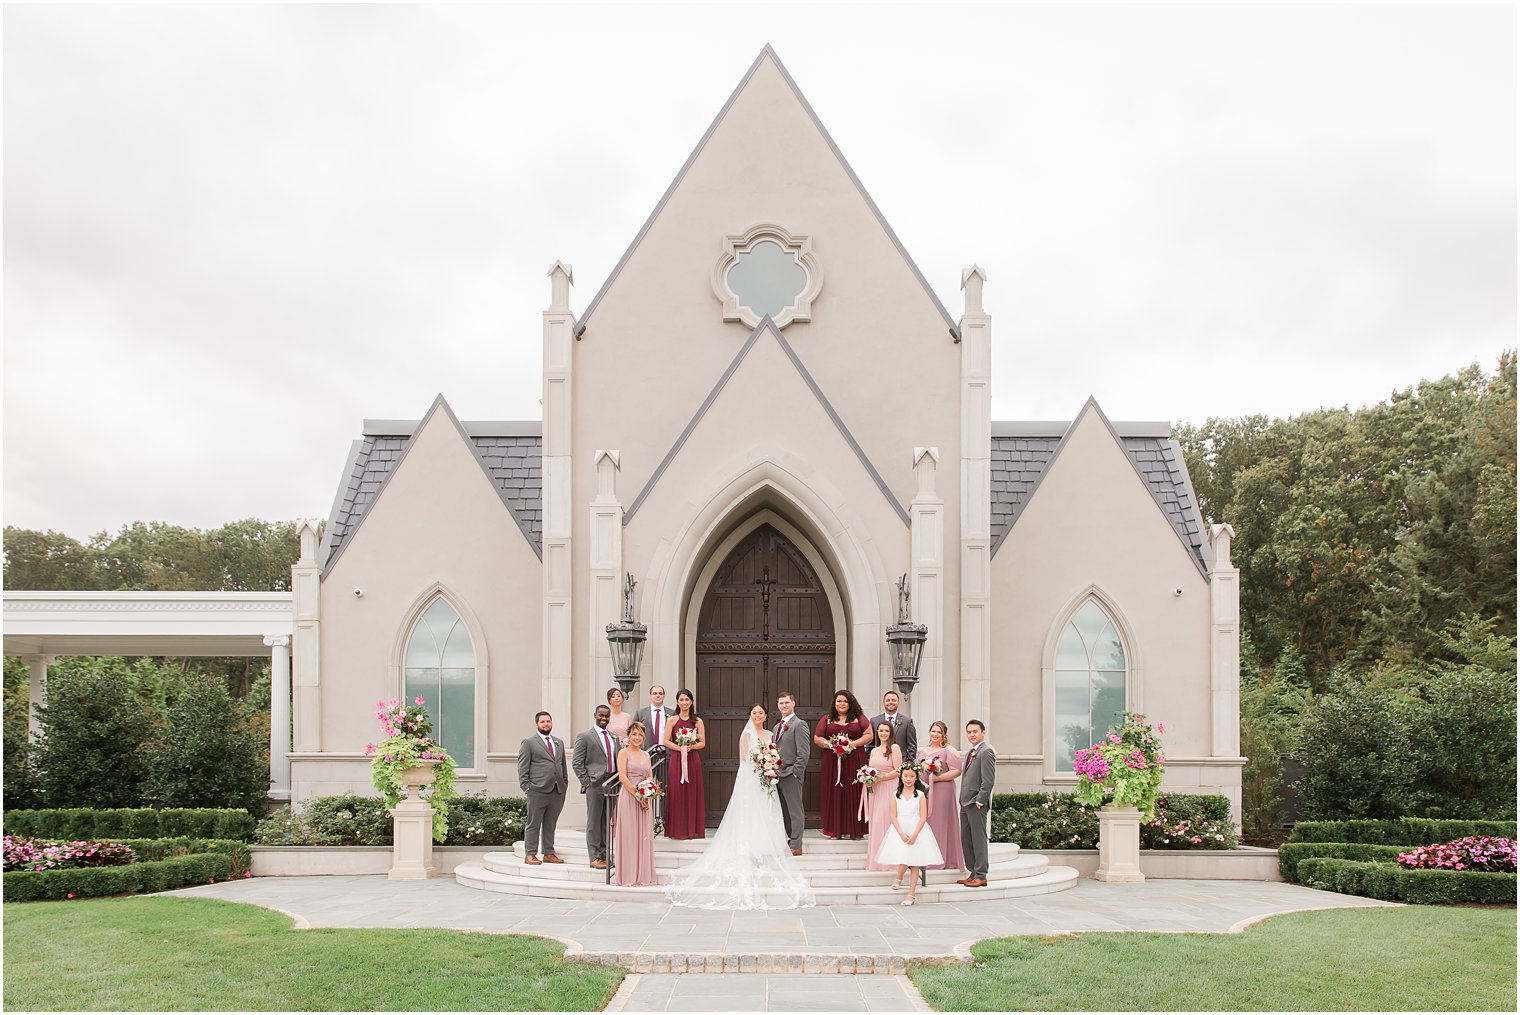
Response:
[33,668,160,807]
[1293,680,1416,820]
[2,836,136,872]
[1288,818,1517,845]
[305,795,393,845]
[992,793,1099,848]
[149,675,269,813]
[2,808,256,842]
[2,681,42,811]
[1398,836,1516,873]
[1141,795,1239,850]
[444,796,527,846]
[1,837,249,903]
[990,792,1235,850]
[1296,857,1517,905]
[1407,667,1518,819]
[1278,842,1407,881]
[253,806,338,846]
[252,794,527,846]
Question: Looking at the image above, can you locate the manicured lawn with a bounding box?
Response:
[3,897,625,1011]
[911,905,1517,1012]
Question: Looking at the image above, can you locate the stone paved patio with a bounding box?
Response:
[161,875,1396,1011]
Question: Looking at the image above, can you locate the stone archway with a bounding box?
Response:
[694,523,833,825]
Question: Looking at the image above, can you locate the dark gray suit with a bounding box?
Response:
[572,725,619,862]
[517,732,569,857]
[958,742,996,879]
[871,712,917,764]
[773,713,811,851]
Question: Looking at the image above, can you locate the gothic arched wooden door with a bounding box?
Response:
[694,524,834,826]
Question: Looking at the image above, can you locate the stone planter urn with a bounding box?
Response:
[1094,804,1145,883]
[388,760,440,881]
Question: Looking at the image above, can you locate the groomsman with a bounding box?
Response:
[635,685,675,830]
[957,720,996,887]
[517,711,569,865]
[572,705,618,870]
[773,690,810,855]
[871,691,917,763]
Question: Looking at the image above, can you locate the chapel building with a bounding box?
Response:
[285,46,1244,825]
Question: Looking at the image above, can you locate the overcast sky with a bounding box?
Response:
[4,4,1514,538]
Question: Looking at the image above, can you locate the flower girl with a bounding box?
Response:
[873,765,943,906]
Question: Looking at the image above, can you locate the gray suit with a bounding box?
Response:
[572,726,619,862]
[635,705,675,831]
[773,714,811,851]
[871,712,917,765]
[958,743,996,879]
[517,732,569,857]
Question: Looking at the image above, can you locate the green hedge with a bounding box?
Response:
[3,837,249,903]
[990,792,1235,850]
[1296,857,1517,905]
[1278,842,1407,881]
[252,794,527,847]
[1289,818,1517,845]
[3,808,256,842]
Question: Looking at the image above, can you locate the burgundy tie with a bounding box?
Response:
[602,731,614,774]
[545,736,555,758]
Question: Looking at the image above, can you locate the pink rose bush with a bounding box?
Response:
[1398,836,1516,874]
[1072,712,1167,818]
[3,836,135,873]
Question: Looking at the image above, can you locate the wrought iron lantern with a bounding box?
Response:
[885,573,928,697]
[605,574,648,697]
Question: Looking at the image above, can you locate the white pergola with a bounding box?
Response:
[3,590,296,801]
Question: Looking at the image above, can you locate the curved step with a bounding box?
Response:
[454,860,1080,905]
[503,839,1022,870]
[483,849,1047,886]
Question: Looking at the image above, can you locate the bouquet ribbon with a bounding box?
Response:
[857,782,870,822]
[680,749,689,784]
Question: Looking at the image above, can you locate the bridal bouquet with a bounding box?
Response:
[827,733,855,757]
[751,742,782,797]
[632,777,664,804]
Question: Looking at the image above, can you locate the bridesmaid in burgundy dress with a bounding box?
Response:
[813,689,872,840]
[921,720,964,871]
[662,689,706,839]
[613,722,658,886]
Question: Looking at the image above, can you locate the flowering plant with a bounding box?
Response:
[1072,712,1166,818]
[751,742,782,796]
[365,696,458,841]
[828,733,855,757]
[674,727,701,748]
[853,765,880,790]
[632,777,664,802]
[1398,836,1516,873]
[3,836,136,872]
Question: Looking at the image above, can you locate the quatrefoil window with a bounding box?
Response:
[712,224,822,329]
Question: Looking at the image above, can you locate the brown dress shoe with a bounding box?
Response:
[590,859,608,870]
[955,877,974,886]
[523,855,542,865]
[543,854,565,864]
[791,848,803,856]
[966,878,988,887]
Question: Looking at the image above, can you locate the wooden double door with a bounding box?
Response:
[695,524,835,826]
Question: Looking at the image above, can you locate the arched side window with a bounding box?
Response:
[403,597,476,769]
[1053,599,1127,772]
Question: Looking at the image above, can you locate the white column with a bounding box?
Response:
[542,262,576,723]
[589,450,623,695]
[291,519,322,756]
[1208,522,1243,826]
[909,448,945,724]
[264,635,292,802]
[958,266,993,728]
[26,654,54,739]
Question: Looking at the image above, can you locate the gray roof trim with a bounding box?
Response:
[364,419,541,438]
[574,44,958,341]
[322,396,543,579]
[318,439,366,570]
[988,398,1207,576]
[624,316,910,528]
[994,420,1172,439]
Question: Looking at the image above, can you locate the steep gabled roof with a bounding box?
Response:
[572,44,958,341]
[319,400,543,576]
[989,402,1210,574]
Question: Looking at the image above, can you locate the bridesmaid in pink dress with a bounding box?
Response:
[613,721,658,886]
[865,722,903,872]
[605,687,631,745]
[921,720,964,871]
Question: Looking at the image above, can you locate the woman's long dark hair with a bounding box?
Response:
[876,722,897,763]
[675,688,697,721]
[829,689,866,725]
[896,766,926,798]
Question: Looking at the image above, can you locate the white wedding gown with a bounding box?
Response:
[665,727,817,910]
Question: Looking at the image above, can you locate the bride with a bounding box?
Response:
[665,703,816,910]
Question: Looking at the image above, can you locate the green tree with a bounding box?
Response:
[34,666,161,808]
[1293,679,1416,820]
[149,675,269,812]
[1406,665,1518,819]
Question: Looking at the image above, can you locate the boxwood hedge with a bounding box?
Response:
[1278,842,1407,881]
[3,837,251,903]
[1288,818,1516,845]
[3,808,256,842]
[1296,857,1517,905]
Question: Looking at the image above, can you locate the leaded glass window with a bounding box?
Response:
[403,597,475,768]
[1053,600,1127,772]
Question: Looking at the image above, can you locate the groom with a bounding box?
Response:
[773,690,810,856]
